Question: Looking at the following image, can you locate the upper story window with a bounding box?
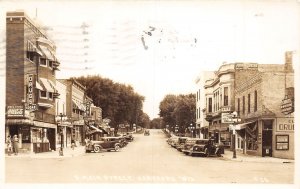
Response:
[242,96,245,114]
[208,97,212,113]
[49,92,53,100]
[248,93,251,113]
[40,58,47,67]
[237,98,240,116]
[254,90,258,112]
[26,52,35,62]
[48,61,53,69]
[40,90,47,99]
[224,87,228,106]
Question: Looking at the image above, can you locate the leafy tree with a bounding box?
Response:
[150,118,162,129]
[74,75,146,130]
[159,94,177,130]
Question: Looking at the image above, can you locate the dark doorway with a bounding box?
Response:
[262,120,273,157]
[47,128,56,151]
[9,125,19,136]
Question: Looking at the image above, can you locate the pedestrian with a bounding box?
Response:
[6,135,12,156]
[12,135,19,155]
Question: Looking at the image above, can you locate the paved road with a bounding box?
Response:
[5,129,294,184]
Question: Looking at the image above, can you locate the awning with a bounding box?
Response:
[38,45,55,61]
[27,41,43,56]
[235,121,256,130]
[40,78,54,92]
[35,81,44,90]
[47,80,58,92]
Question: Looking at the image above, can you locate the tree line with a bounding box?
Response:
[75,75,150,132]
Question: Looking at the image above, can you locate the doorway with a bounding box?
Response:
[262,120,273,157]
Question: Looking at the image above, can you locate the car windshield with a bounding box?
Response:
[196,140,208,145]
[185,139,196,144]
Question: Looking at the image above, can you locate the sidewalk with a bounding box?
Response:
[5,146,86,159]
[222,149,294,163]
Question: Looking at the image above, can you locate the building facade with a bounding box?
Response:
[195,71,214,139]
[203,64,236,148]
[234,52,294,159]
[5,11,60,153]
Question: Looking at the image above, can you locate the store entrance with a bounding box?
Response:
[9,125,19,137]
[262,120,273,157]
[48,128,56,151]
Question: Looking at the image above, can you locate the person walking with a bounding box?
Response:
[12,135,19,155]
[6,136,12,156]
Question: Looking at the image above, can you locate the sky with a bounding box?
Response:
[0,0,299,119]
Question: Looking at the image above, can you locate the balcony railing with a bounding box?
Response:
[34,111,56,124]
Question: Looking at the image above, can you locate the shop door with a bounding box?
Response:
[48,128,56,151]
[262,120,273,157]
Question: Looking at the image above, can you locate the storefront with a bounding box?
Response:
[208,122,231,148]
[73,120,84,146]
[57,121,72,148]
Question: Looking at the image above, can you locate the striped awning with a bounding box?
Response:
[27,41,43,56]
[40,78,54,92]
[35,81,44,90]
[47,80,58,92]
[38,45,55,61]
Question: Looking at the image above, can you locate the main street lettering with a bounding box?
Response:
[277,118,294,132]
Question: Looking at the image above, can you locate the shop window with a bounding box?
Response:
[246,122,258,150]
[224,87,228,106]
[40,90,47,99]
[40,58,47,66]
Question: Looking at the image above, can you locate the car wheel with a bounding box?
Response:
[115,145,120,152]
[94,146,101,153]
[189,152,194,156]
[204,148,210,157]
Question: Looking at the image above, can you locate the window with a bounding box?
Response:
[40,58,47,66]
[254,90,257,112]
[26,52,34,62]
[40,91,47,99]
[196,108,198,119]
[248,93,251,113]
[224,87,228,106]
[49,61,53,69]
[242,96,245,114]
[237,98,240,115]
[208,98,212,113]
[48,92,53,99]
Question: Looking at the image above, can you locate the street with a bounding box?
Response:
[5,129,294,184]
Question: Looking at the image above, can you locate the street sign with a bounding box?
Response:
[221,113,234,123]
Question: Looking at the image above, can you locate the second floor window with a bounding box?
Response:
[248,93,251,113]
[242,96,245,114]
[237,98,240,115]
[254,90,258,112]
[224,87,228,106]
[26,52,34,62]
[40,58,47,66]
[40,90,47,98]
[208,98,212,113]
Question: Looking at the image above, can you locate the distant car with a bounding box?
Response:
[144,130,150,136]
[85,137,122,153]
[182,138,224,157]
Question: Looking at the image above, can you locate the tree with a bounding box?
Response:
[150,118,162,129]
[159,94,177,130]
[75,75,146,130]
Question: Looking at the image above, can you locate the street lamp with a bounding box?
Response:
[230,111,241,159]
[58,112,66,156]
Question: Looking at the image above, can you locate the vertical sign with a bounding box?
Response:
[86,102,91,116]
[27,74,34,105]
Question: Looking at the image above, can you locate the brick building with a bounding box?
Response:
[234,52,294,159]
[5,11,60,153]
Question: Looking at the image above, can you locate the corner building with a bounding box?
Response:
[5,11,60,153]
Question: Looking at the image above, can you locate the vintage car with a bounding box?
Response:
[144,130,150,136]
[182,138,224,157]
[175,137,189,152]
[124,132,134,141]
[85,137,122,153]
[166,136,178,145]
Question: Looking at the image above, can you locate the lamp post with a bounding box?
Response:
[230,111,241,159]
[58,112,65,156]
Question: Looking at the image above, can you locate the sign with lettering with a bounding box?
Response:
[7,106,24,117]
[27,74,34,104]
[276,118,294,132]
[280,96,294,115]
[221,113,234,123]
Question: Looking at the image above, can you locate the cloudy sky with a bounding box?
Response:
[0,0,299,119]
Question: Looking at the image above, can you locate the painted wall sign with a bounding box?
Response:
[7,106,24,117]
[276,118,294,132]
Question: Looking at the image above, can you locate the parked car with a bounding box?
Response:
[144,130,150,136]
[182,138,224,157]
[117,136,128,147]
[166,136,178,145]
[124,132,134,141]
[85,137,122,153]
[175,137,189,152]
